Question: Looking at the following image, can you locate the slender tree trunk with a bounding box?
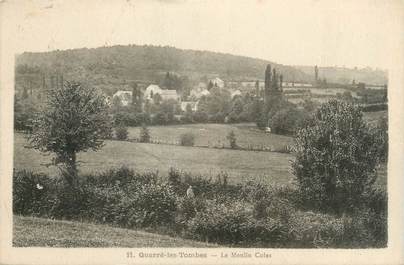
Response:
[62,152,79,190]
[69,152,79,188]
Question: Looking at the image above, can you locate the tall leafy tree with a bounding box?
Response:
[183,103,194,123]
[29,81,112,188]
[131,82,142,112]
[292,100,379,213]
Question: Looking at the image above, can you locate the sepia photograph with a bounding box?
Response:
[0,0,403,264]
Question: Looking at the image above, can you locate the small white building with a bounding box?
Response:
[229,89,242,98]
[160,89,180,101]
[190,88,211,99]
[210,77,225,88]
[144,85,163,100]
[197,82,207,90]
[144,84,180,102]
[112,90,132,106]
[181,101,198,112]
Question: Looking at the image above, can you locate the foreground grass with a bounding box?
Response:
[14,132,295,185]
[13,215,216,247]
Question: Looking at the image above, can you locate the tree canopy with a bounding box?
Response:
[292,100,380,213]
[29,81,112,186]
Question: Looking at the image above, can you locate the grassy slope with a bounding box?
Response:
[13,215,216,247]
[14,132,294,185]
[127,123,294,150]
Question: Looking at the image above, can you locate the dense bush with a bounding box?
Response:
[372,116,388,162]
[289,211,345,248]
[226,130,237,149]
[115,125,128,140]
[186,200,287,246]
[13,167,387,248]
[271,107,309,135]
[139,124,151,143]
[116,182,177,228]
[167,167,183,193]
[14,98,37,132]
[13,170,88,219]
[82,182,177,228]
[114,112,141,127]
[179,132,195,146]
[192,111,209,123]
[84,169,176,228]
[82,167,158,191]
[176,197,207,221]
[13,170,58,217]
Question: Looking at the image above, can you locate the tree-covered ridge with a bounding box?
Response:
[16,44,311,86]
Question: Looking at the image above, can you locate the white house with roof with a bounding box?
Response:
[112,90,132,106]
[190,87,210,100]
[229,89,242,98]
[180,101,198,112]
[210,77,225,88]
[160,90,180,101]
[197,82,207,90]
[144,84,180,102]
[144,85,162,100]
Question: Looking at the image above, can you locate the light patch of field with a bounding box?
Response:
[13,215,216,247]
[14,133,295,185]
[127,123,294,150]
[363,110,387,126]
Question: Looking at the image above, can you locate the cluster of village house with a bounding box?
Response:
[110,77,243,112]
[109,76,325,112]
[110,73,388,112]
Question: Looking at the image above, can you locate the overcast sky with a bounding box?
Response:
[3,0,402,69]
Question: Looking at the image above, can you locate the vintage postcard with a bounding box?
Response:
[0,0,403,264]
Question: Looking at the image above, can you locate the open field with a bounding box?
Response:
[13,215,216,247]
[14,131,387,187]
[14,132,295,185]
[127,123,294,150]
[363,110,388,126]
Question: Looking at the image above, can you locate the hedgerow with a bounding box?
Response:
[13,167,387,248]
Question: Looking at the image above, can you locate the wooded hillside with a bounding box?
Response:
[15,44,388,96]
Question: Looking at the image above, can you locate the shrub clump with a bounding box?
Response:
[13,170,57,217]
[13,170,88,219]
[139,124,151,143]
[179,132,195,146]
[226,130,237,149]
[115,125,128,140]
[116,182,177,228]
[186,200,287,246]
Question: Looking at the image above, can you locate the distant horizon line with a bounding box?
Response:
[16,42,388,72]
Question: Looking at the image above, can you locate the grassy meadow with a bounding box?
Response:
[13,110,388,187]
[14,132,295,185]
[13,215,216,247]
[127,123,294,150]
